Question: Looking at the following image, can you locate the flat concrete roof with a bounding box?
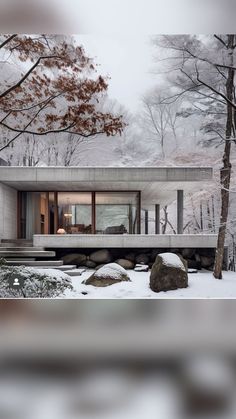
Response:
[0,166,213,208]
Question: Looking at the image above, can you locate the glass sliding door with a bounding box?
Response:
[18,192,50,239]
[57,192,92,234]
[48,192,57,234]
[95,192,140,234]
[18,191,27,239]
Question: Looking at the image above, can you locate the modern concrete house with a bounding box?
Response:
[0,166,217,254]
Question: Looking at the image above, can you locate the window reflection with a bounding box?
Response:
[19,191,140,237]
[58,192,92,234]
[95,192,139,234]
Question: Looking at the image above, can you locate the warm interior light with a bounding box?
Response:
[57,228,66,234]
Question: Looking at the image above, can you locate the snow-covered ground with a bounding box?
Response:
[62,269,236,299]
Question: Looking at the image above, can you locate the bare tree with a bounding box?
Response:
[154,34,236,279]
[141,90,181,158]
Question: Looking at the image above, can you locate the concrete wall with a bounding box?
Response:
[33,234,218,249]
[0,183,17,240]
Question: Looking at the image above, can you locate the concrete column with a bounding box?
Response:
[137,192,141,234]
[145,210,148,235]
[92,192,96,234]
[155,204,160,234]
[177,190,184,234]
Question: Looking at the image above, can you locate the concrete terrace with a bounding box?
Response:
[33,233,217,249]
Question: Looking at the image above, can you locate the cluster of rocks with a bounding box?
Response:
[61,247,216,271]
[181,248,215,270]
[62,249,151,271]
[82,252,188,293]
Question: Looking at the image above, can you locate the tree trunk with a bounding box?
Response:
[206,200,212,231]
[211,195,216,233]
[162,206,168,234]
[200,201,203,231]
[213,35,234,279]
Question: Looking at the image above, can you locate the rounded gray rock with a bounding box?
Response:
[84,260,97,269]
[89,249,112,264]
[150,253,188,293]
[115,259,134,270]
[135,253,149,265]
[62,253,87,266]
[84,263,130,287]
[124,252,136,262]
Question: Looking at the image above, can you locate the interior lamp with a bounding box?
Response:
[57,228,66,234]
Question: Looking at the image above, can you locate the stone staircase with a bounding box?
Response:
[0,240,83,277]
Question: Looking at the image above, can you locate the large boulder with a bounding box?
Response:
[135,253,149,265]
[124,252,136,262]
[182,248,195,259]
[95,264,105,271]
[84,263,130,287]
[150,252,188,293]
[84,260,97,269]
[62,253,87,266]
[186,259,201,270]
[200,255,214,269]
[89,249,112,264]
[115,258,134,270]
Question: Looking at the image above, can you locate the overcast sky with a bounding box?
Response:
[77,34,157,112]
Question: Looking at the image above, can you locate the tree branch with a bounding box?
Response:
[0,34,17,50]
[196,72,236,110]
[0,55,60,99]
[214,35,227,48]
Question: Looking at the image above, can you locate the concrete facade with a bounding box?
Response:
[0,183,17,240]
[33,234,218,249]
[0,166,213,208]
[0,166,216,249]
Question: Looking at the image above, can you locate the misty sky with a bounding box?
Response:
[77,34,157,112]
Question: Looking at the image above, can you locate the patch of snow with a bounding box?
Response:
[32,268,70,280]
[134,264,149,272]
[63,270,236,299]
[95,263,128,279]
[159,253,185,271]
[188,269,198,274]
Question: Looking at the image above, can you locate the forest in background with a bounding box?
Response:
[0,34,235,274]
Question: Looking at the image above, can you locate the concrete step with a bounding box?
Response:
[1,239,33,247]
[65,268,86,277]
[6,260,63,267]
[36,265,77,271]
[1,247,44,251]
[5,258,36,262]
[0,251,56,258]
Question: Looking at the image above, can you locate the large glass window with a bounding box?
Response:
[18,191,140,238]
[57,192,92,234]
[95,192,139,234]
